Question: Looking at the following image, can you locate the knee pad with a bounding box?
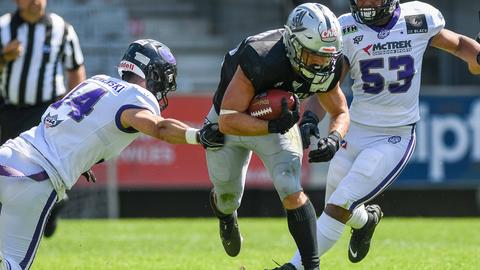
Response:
[350,148,384,179]
[272,156,302,200]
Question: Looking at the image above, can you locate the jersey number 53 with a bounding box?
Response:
[359,55,415,94]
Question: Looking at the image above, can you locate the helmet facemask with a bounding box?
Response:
[285,29,341,85]
[146,61,177,111]
[350,0,399,25]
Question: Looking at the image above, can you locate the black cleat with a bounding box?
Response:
[348,204,383,263]
[265,262,297,270]
[209,190,243,257]
[44,200,66,238]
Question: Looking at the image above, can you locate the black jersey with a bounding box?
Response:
[212,29,343,113]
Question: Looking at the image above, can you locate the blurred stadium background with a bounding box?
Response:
[1,0,479,219]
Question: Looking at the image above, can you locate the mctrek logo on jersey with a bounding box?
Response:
[362,40,412,56]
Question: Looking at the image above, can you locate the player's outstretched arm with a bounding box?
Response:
[120,108,225,148]
[430,29,480,75]
[121,108,191,144]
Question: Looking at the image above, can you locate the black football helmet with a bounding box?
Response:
[118,39,177,111]
[349,0,399,25]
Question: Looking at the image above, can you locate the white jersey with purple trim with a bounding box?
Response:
[6,74,160,194]
[339,1,445,127]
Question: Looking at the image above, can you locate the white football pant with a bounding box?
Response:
[0,146,57,270]
[326,121,416,210]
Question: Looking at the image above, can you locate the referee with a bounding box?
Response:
[0,0,86,144]
[0,0,86,239]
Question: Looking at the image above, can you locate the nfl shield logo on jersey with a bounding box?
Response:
[377,29,390,39]
[388,136,401,144]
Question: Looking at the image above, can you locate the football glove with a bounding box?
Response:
[308,131,341,163]
[198,123,225,150]
[299,110,320,149]
[267,96,300,134]
[81,169,96,183]
[476,32,480,65]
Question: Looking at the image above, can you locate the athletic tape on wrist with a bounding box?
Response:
[219,109,239,115]
[185,128,199,144]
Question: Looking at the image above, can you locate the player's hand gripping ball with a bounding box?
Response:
[248,89,296,120]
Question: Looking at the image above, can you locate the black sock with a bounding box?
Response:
[286,199,319,270]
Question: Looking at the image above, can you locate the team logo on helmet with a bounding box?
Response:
[320,28,338,42]
[291,9,308,32]
[159,48,176,64]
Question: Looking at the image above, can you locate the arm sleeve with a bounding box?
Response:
[63,23,84,70]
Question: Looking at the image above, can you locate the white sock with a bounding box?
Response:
[290,213,345,269]
[346,205,368,229]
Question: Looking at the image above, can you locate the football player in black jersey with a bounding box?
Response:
[204,3,349,270]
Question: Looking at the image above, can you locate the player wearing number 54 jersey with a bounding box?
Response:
[0,39,223,270]
[277,1,480,269]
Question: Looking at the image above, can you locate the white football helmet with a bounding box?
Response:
[283,3,343,86]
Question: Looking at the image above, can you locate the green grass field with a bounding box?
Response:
[33,218,479,270]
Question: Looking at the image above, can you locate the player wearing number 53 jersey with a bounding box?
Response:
[0,39,223,270]
[279,1,480,270]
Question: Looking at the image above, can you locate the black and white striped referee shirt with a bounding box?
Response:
[0,11,84,106]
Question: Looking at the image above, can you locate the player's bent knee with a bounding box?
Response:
[272,160,302,200]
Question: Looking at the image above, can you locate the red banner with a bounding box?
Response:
[89,95,310,188]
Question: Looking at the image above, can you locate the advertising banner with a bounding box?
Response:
[90,95,309,188]
[89,95,479,189]
[398,96,480,187]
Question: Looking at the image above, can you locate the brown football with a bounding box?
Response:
[248,89,295,120]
